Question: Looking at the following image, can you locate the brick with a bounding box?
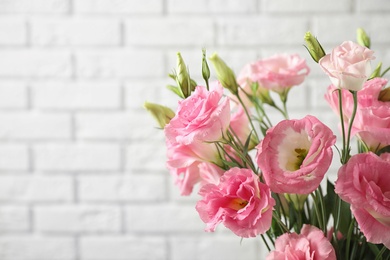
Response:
[263,0,351,13]
[126,141,166,172]
[74,0,163,14]
[0,50,72,78]
[35,205,121,233]
[312,15,390,45]
[0,236,75,260]
[167,0,256,14]
[170,235,264,260]
[0,144,28,171]
[80,236,166,260]
[76,111,161,141]
[125,204,204,232]
[0,112,71,140]
[76,50,164,78]
[0,81,27,109]
[356,0,390,12]
[0,18,26,45]
[0,206,29,231]
[0,0,69,13]
[78,175,166,202]
[34,143,121,171]
[31,80,120,109]
[31,18,120,46]
[125,18,214,47]
[0,176,73,202]
[217,17,308,46]
[125,79,168,109]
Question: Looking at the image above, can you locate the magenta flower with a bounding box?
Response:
[256,115,336,194]
[266,224,336,260]
[196,167,275,238]
[335,152,390,248]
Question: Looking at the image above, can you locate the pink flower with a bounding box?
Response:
[238,54,310,94]
[353,78,390,134]
[256,115,336,194]
[266,225,336,260]
[325,78,390,139]
[164,85,230,195]
[196,167,275,238]
[165,85,230,145]
[319,41,375,91]
[335,152,390,248]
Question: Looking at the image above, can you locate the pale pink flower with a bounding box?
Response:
[325,78,390,138]
[198,163,224,186]
[238,54,310,94]
[196,167,275,238]
[165,85,230,146]
[335,152,390,248]
[256,115,336,194]
[266,224,336,260]
[319,41,375,91]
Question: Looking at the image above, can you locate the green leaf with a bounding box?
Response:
[325,179,336,221]
[166,85,184,99]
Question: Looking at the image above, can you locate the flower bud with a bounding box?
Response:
[303,31,326,63]
[209,53,239,95]
[369,62,382,79]
[143,101,175,129]
[176,52,192,98]
[202,49,210,82]
[284,193,308,211]
[357,28,371,48]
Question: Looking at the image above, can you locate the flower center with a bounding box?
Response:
[228,198,249,211]
[277,128,311,172]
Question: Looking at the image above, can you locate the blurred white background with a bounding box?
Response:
[0,0,389,259]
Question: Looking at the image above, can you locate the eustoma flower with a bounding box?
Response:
[164,84,230,195]
[335,152,390,248]
[325,77,390,149]
[266,224,336,260]
[237,53,310,95]
[196,167,275,238]
[319,41,375,91]
[256,115,336,194]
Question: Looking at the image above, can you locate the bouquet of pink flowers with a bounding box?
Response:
[145,29,390,259]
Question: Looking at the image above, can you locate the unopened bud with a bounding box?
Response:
[357,28,371,48]
[209,53,239,95]
[304,31,326,63]
[369,62,382,79]
[202,49,210,82]
[284,193,308,211]
[144,102,175,129]
[176,52,192,98]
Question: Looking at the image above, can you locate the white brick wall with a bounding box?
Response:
[0,1,389,259]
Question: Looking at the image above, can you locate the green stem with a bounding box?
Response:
[344,90,358,163]
[310,193,324,232]
[317,188,327,234]
[375,246,387,260]
[236,93,260,142]
[337,89,347,164]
